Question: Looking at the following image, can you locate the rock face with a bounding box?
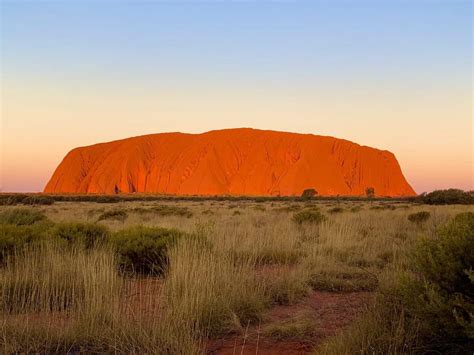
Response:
[44,128,415,196]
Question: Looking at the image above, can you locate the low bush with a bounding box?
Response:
[0,208,49,226]
[132,205,193,218]
[320,212,474,353]
[327,206,344,214]
[396,212,474,346]
[420,189,473,205]
[0,224,51,264]
[110,226,183,274]
[52,222,109,249]
[97,209,128,222]
[407,211,430,224]
[292,209,326,225]
[0,194,54,206]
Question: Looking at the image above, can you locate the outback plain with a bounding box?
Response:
[0,192,472,354]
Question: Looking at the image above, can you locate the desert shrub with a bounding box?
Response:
[232,210,241,216]
[201,209,214,215]
[52,222,109,249]
[110,226,183,274]
[396,212,474,345]
[301,188,317,200]
[292,210,326,225]
[94,196,121,203]
[132,205,192,218]
[328,206,344,214]
[420,189,473,205]
[97,209,128,222]
[0,224,51,264]
[320,212,474,353]
[350,206,362,212]
[0,208,49,226]
[21,196,54,205]
[0,194,54,206]
[275,204,301,213]
[407,211,430,224]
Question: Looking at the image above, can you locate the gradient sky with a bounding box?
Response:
[1,0,472,193]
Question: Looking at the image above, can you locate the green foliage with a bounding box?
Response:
[301,188,317,200]
[52,222,109,249]
[407,211,430,224]
[292,209,326,225]
[0,194,54,206]
[366,187,375,198]
[0,224,51,264]
[110,226,183,274]
[263,315,317,341]
[328,206,344,214]
[0,208,49,226]
[132,205,193,218]
[97,209,128,222]
[396,212,474,344]
[420,189,474,205]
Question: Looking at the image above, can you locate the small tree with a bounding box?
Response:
[301,188,317,200]
[366,187,375,199]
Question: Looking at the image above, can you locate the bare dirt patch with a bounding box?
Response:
[206,291,373,354]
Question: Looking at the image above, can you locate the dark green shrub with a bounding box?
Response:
[0,224,51,264]
[21,196,54,205]
[52,222,109,249]
[328,207,344,214]
[292,210,326,225]
[110,226,183,274]
[0,208,48,226]
[420,189,473,205]
[0,194,54,206]
[132,205,192,218]
[397,212,474,348]
[97,209,128,222]
[407,211,430,224]
[301,188,317,200]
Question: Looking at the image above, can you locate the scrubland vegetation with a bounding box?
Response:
[0,193,472,353]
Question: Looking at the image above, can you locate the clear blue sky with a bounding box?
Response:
[1,0,472,192]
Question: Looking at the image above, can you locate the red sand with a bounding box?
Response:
[44,128,415,196]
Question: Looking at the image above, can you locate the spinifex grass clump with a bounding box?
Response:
[97,208,128,222]
[162,236,267,338]
[0,208,49,226]
[52,222,109,249]
[292,209,326,225]
[132,205,193,218]
[0,243,120,313]
[407,211,431,224]
[397,212,474,344]
[110,226,183,274]
[319,211,474,354]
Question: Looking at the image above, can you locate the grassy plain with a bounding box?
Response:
[0,197,472,354]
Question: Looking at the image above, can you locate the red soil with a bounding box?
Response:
[206,291,373,354]
[44,128,415,197]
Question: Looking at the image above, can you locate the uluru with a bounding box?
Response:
[44,128,415,197]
